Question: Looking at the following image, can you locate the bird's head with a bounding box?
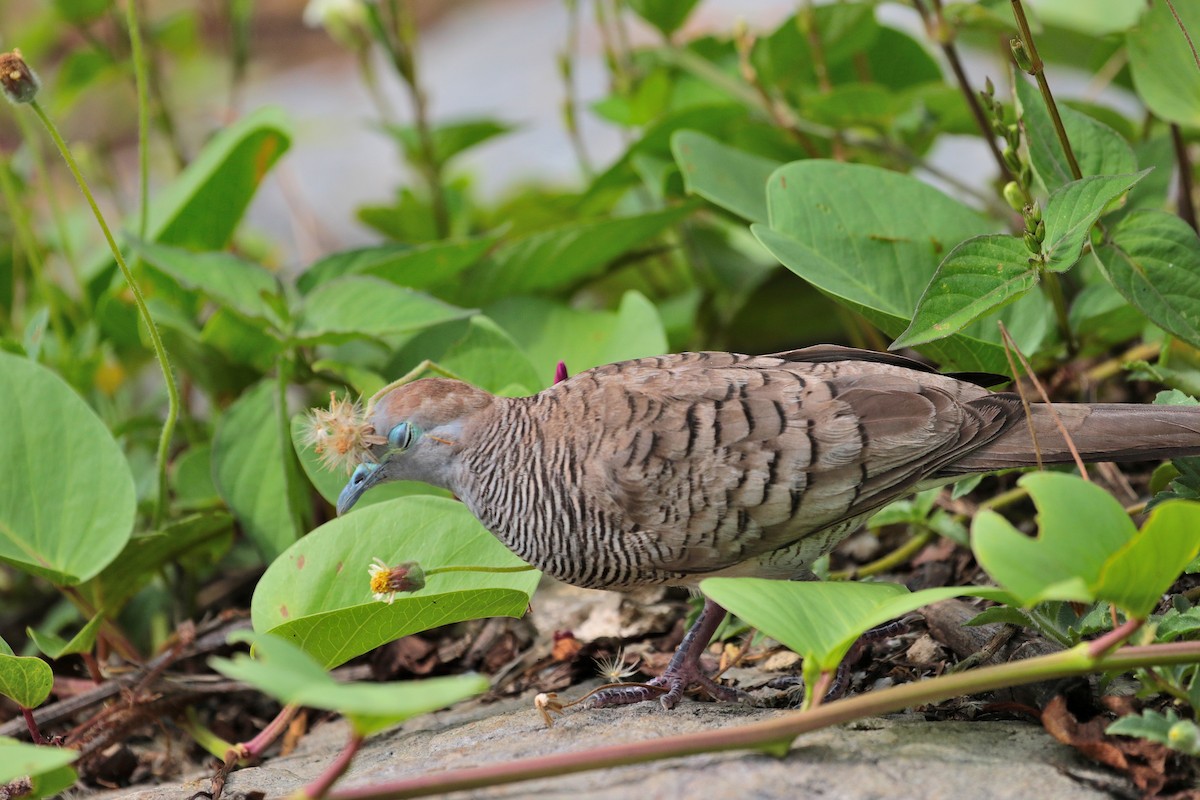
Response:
[335,378,492,516]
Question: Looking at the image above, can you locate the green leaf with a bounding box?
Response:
[212,381,308,561]
[1127,0,1200,127]
[1014,77,1137,193]
[172,444,221,509]
[970,472,1190,615]
[133,241,282,324]
[210,631,487,736]
[381,119,515,167]
[251,496,539,669]
[626,0,700,36]
[0,737,78,786]
[455,206,695,305]
[384,316,541,396]
[1031,0,1144,36]
[488,291,669,379]
[0,353,135,584]
[297,236,497,294]
[893,234,1038,349]
[1041,172,1148,272]
[0,648,53,708]
[1093,210,1200,349]
[294,277,474,345]
[1096,500,1200,617]
[92,512,234,612]
[26,613,104,659]
[700,580,1007,671]
[753,160,1046,372]
[1108,708,1200,756]
[671,130,779,223]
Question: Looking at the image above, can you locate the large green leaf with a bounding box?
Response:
[86,107,291,294]
[0,737,78,787]
[251,496,539,669]
[211,632,487,736]
[455,206,695,305]
[671,130,779,223]
[701,580,1007,674]
[0,353,135,584]
[488,291,669,380]
[212,381,308,560]
[1093,210,1200,349]
[1014,76,1137,193]
[133,241,282,324]
[1041,171,1148,272]
[384,315,542,396]
[894,234,1037,349]
[972,472,1199,616]
[1029,0,1144,36]
[1127,0,1200,127]
[294,277,474,345]
[752,160,1046,372]
[296,236,497,295]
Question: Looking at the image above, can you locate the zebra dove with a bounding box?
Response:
[335,345,1200,708]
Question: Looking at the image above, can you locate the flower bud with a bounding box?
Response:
[1034,219,1045,242]
[1010,38,1034,74]
[0,50,39,104]
[1168,720,1200,755]
[1023,231,1041,254]
[1003,182,1025,212]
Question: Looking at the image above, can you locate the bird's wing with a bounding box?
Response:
[587,352,1015,575]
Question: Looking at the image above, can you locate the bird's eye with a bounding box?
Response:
[351,463,375,485]
[387,422,415,451]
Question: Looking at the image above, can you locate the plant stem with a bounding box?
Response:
[28,100,181,528]
[124,0,151,240]
[276,358,304,538]
[914,0,1016,185]
[1042,271,1075,356]
[1171,124,1197,232]
[1009,0,1081,181]
[302,734,364,799]
[324,642,1200,800]
[829,529,933,581]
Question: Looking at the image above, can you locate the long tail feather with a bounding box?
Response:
[946,403,1200,473]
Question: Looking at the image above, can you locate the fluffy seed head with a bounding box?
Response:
[302,391,384,473]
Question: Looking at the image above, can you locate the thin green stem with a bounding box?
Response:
[123,0,151,240]
[325,641,1200,800]
[828,529,933,581]
[1042,271,1075,355]
[425,565,537,577]
[1009,0,1082,181]
[28,99,181,528]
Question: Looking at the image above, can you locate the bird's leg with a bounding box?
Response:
[583,598,746,710]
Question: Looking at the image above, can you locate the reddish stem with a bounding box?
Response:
[22,707,46,744]
[304,734,364,799]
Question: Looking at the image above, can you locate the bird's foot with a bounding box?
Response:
[582,663,746,710]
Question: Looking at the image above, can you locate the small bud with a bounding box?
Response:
[0,49,39,104]
[983,77,995,98]
[1010,37,1035,74]
[1023,231,1041,254]
[1003,147,1022,174]
[554,361,569,384]
[1027,200,1042,224]
[1020,163,1032,187]
[1002,181,1025,212]
[1034,219,1045,242]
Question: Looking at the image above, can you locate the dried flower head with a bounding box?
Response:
[1,49,39,104]
[368,558,425,603]
[302,391,385,473]
[534,692,564,728]
[593,648,640,684]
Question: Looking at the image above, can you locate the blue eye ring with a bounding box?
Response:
[387,422,416,451]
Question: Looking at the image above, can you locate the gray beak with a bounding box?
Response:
[337,462,383,516]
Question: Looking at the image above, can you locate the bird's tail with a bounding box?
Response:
[945,402,1200,473]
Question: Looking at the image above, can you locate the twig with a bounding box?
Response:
[913,0,1016,185]
[998,322,1088,479]
[1171,124,1197,231]
[1164,0,1200,72]
[1009,0,1082,180]
[323,642,1200,800]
